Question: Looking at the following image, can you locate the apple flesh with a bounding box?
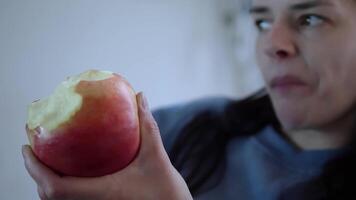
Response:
[26,70,140,177]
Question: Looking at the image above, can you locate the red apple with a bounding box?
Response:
[26,70,140,177]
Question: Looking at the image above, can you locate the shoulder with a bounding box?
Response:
[152,96,234,150]
[152,96,233,131]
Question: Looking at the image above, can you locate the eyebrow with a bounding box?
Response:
[249,0,333,14]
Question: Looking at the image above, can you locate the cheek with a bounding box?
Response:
[321,57,356,116]
[305,38,356,104]
[275,49,356,130]
[302,24,356,103]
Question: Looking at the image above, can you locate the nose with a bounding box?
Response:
[264,22,297,60]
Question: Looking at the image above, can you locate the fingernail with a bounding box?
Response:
[21,145,27,158]
[140,92,149,110]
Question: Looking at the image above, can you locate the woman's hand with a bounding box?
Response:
[22,92,193,200]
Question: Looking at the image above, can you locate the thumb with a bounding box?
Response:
[136,92,167,159]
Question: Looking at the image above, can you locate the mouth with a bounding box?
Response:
[270,75,308,94]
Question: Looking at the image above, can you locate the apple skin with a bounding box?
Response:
[26,74,140,177]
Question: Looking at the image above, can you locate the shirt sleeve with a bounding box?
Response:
[152,97,231,152]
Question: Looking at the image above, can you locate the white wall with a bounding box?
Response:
[0,0,263,199]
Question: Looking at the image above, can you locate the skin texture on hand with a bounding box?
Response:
[22,92,193,200]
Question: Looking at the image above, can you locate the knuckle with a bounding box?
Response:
[37,187,47,200]
[145,118,159,132]
[44,181,65,199]
[149,146,171,166]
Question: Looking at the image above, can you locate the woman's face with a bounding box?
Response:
[251,0,356,131]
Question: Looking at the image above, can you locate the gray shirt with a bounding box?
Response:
[152,97,348,200]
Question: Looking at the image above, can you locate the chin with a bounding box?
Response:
[277,112,327,132]
[279,121,305,132]
[274,109,309,131]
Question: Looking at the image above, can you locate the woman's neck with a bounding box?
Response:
[281,113,356,151]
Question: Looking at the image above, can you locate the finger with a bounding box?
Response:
[37,186,48,200]
[22,145,59,187]
[48,176,116,200]
[23,145,109,200]
[136,92,166,157]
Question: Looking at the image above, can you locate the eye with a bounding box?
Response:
[299,14,325,27]
[255,19,272,31]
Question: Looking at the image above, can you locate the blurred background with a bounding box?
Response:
[0,0,263,199]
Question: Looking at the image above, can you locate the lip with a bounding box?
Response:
[270,75,307,89]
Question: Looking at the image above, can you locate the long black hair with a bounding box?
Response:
[168,88,356,199]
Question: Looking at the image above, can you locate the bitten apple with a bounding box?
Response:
[26,70,140,177]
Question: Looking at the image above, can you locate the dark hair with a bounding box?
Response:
[168,88,356,199]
